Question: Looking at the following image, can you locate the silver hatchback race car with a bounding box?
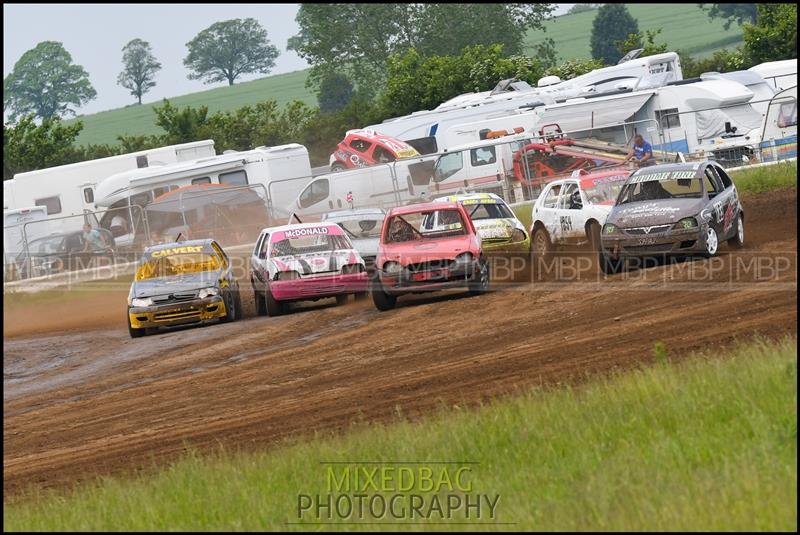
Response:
[599,161,744,273]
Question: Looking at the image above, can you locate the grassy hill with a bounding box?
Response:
[68,3,744,147]
[67,69,315,146]
[524,3,744,61]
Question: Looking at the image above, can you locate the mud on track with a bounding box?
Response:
[4,189,797,496]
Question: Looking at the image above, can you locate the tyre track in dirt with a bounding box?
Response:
[3,188,797,496]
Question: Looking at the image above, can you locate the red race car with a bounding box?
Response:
[329,129,420,172]
[370,201,489,311]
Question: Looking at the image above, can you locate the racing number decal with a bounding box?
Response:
[560,216,572,233]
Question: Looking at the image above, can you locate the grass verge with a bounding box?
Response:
[730,161,798,194]
[4,336,796,531]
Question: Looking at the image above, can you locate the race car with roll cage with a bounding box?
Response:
[330,129,420,172]
[321,208,386,272]
[599,161,744,274]
[250,222,369,316]
[127,239,241,337]
[432,192,530,253]
[530,167,631,258]
[370,202,489,311]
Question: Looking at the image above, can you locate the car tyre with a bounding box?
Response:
[336,294,349,306]
[128,314,145,338]
[371,276,397,311]
[532,227,553,262]
[254,284,267,316]
[233,286,243,320]
[599,252,623,275]
[587,221,602,252]
[330,162,347,173]
[221,289,237,323]
[265,285,285,316]
[468,257,490,295]
[728,214,744,249]
[704,226,719,257]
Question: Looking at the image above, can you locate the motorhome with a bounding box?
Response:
[440,76,782,165]
[759,85,797,162]
[363,52,684,154]
[748,59,798,91]
[3,140,216,228]
[3,206,48,279]
[93,144,313,246]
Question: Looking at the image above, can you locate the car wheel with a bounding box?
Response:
[728,214,744,249]
[704,227,719,257]
[532,227,553,262]
[587,221,602,252]
[253,281,267,316]
[234,286,243,320]
[265,285,285,316]
[330,162,347,173]
[468,257,490,295]
[599,252,623,275]
[221,289,237,323]
[371,276,397,311]
[128,314,145,338]
[336,294,349,306]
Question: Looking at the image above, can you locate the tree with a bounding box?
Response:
[3,115,84,179]
[698,4,757,30]
[184,18,280,86]
[3,41,96,121]
[678,48,748,78]
[590,4,639,65]
[616,28,669,59]
[117,39,162,105]
[742,4,797,65]
[288,3,554,91]
[545,58,607,80]
[317,72,354,113]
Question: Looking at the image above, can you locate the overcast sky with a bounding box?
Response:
[4,3,574,116]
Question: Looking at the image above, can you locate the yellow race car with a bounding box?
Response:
[127,239,241,337]
[433,192,531,253]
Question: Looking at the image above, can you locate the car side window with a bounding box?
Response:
[259,234,270,259]
[350,139,372,153]
[558,183,579,209]
[542,185,561,208]
[704,168,721,197]
[373,146,396,164]
[714,165,733,189]
[211,242,229,269]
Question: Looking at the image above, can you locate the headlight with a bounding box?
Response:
[276,271,300,281]
[383,261,401,274]
[131,297,153,307]
[341,263,363,274]
[198,287,220,298]
[603,223,617,234]
[454,252,473,264]
[673,217,698,230]
[511,228,526,242]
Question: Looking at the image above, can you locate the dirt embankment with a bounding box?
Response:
[3,188,797,496]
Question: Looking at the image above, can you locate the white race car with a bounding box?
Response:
[530,169,630,257]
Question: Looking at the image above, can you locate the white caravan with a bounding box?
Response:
[749,59,798,91]
[363,52,684,153]
[3,206,48,279]
[94,144,313,245]
[441,76,781,164]
[3,140,216,229]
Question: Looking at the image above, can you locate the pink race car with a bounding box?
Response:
[250,223,369,316]
[370,202,489,311]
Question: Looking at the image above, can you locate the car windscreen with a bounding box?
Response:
[271,234,352,257]
[583,179,627,205]
[464,201,514,221]
[334,218,384,240]
[135,252,221,281]
[386,210,467,243]
[28,236,67,255]
[617,173,703,204]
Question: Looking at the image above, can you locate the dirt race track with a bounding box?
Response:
[4,189,797,496]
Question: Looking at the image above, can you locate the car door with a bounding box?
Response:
[706,164,740,239]
[553,181,584,241]
[534,182,562,241]
[251,232,270,291]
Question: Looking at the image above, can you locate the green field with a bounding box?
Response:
[67,69,316,146]
[5,336,796,531]
[67,4,745,148]
[524,3,744,61]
